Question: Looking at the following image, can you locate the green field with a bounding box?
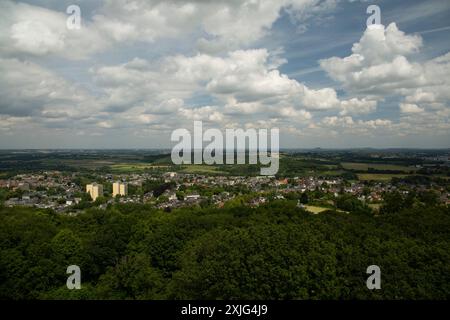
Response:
[110,163,170,173]
[304,205,330,214]
[180,164,228,174]
[45,159,118,169]
[357,173,408,181]
[341,162,416,172]
[320,170,345,176]
[150,155,173,164]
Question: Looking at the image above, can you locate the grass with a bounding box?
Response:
[151,155,173,164]
[320,170,345,176]
[303,205,349,214]
[180,164,228,175]
[369,203,382,211]
[341,162,416,172]
[110,163,170,173]
[46,159,118,169]
[304,205,331,214]
[357,173,408,181]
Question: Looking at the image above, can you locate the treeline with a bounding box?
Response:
[0,200,449,300]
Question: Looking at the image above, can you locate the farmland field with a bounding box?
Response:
[357,173,408,181]
[42,159,119,169]
[180,164,228,174]
[341,162,416,172]
[320,170,345,176]
[110,163,170,173]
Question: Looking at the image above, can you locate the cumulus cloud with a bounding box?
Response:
[191,49,357,113]
[95,0,340,52]
[399,103,424,114]
[319,22,450,139]
[352,23,422,65]
[0,0,341,59]
[92,48,369,129]
[319,23,450,111]
[0,58,96,118]
[0,1,448,147]
[339,98,377,115]
[307,115,394,138]
[179,106,225,123]
[320,23,425,95]
[403,53,450,109]
[0,1,108,59]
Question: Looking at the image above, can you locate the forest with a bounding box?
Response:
[0,199,449,300]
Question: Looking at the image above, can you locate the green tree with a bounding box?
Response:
[300,192,309,204]
[96,253,164,299]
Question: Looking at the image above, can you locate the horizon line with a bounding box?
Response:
[0,147,449,151]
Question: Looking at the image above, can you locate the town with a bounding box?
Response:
[1,166,449,214]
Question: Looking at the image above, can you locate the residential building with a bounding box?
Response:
[86,183,103,201]
[113,182,128,197]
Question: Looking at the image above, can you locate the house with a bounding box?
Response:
[168,193,177,201]
[185,194,201,200]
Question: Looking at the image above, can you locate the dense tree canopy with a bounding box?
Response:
[0,200,449,300]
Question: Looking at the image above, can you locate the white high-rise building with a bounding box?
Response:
[113,182,128,197]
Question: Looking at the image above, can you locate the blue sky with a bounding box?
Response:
[0,0,449,148]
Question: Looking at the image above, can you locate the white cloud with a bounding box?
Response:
[0,0,340,59]
[96,0,340,51]
[0,1,448,147]
[278,107,312,120]
[320,23,424,95]
[340,98,377,115]
[399,103,424,114]
[0,1,108,59]
[0,58,96,118]
[97,120,114,129]
[319,22,450,139]
[352,23,422,65]
[179,106,225,123]
[307,115,394,138]
[301,86,339,110]
[92,48,368,130]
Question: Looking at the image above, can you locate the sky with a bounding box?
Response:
[0,0,449,149]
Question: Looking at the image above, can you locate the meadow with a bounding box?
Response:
[341,162,416,172]
[357,173,409,181]
[180,164,228,175]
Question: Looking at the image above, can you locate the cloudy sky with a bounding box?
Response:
[0,0,449,149]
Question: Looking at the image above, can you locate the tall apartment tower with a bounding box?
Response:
[86,183,103,201]
[113,182,128,197]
